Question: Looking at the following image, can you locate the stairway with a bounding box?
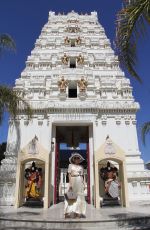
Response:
[0,202,150,230]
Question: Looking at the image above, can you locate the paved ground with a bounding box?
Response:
[1,202,150,229]
[0,201,150,222]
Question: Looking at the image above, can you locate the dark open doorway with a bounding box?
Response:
[54,126,91,204]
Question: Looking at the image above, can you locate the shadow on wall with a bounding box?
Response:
[6,121,21,158]
[0,142,6,164]
[0,121,21,166]
[0,228,50,230]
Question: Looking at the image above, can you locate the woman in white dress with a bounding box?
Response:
[64,153,86,218]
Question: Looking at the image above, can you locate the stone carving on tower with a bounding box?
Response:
[77,54,84,65]
[61,53,69,65]
[65,26,80,33]
[77,77,88,93]
[58,76,68,93]
[77,77,88,100]
[64,37,70,45]
[75,37,81,45]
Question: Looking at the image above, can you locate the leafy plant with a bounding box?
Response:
[116,0,150,144]
[116,0,150,83]
[0,34,16,52]
[0,34,32,124]
[0,85,32,125]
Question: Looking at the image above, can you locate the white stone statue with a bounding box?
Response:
[28,136,39,155]
[104,135,116,155]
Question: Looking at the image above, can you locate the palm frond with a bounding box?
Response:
[116,0,150,82]
[141,121,150,144]
[0,34,16,52]
[0,85,32,125]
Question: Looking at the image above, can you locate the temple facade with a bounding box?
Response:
[0,11,150,209]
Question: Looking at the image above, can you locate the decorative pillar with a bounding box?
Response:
[44,161,50,209]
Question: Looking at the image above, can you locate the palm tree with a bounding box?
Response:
[116,0,150,143]
[0,34,16,53]
[116,0,150,83]
[141,122,150,144]
[0,85,32,124]
[0,34,32,124]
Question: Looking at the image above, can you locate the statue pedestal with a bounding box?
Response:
[58,92,67,100]
[100,194,120,207]
[23,197,43,208]
[78,92,87,100]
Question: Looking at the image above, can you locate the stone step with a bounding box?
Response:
[1,202,150,230]
[1,217,150,230]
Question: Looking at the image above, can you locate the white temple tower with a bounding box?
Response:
[0,11,150,208]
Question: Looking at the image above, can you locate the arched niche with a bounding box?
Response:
[14,137,50,209]
[94,137,129,209]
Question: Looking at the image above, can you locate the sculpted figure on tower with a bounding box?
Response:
[77,77,88,93]
[58,76,68,93]
[61,53,69,65]
[77,54,84,65]
[75,37,81,45]
[64,37,70,45]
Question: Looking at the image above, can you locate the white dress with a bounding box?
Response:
[64,163,86,216]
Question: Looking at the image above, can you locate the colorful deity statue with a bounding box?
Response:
[100,162,121,199]
[24,162,42,200]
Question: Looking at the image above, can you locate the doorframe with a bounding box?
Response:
[52,122,93,205]
[87,143,91,203]
[54,142,59,204]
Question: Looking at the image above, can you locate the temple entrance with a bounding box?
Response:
[54,126,91,204]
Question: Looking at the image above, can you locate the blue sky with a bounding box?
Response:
[0,0,150,162]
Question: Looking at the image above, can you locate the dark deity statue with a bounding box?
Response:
[100,161,121,206]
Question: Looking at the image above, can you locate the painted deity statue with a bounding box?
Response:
[58,76,68,93]
[100,162,121,199]
[77,77,88,93]
[24,162,42,200]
